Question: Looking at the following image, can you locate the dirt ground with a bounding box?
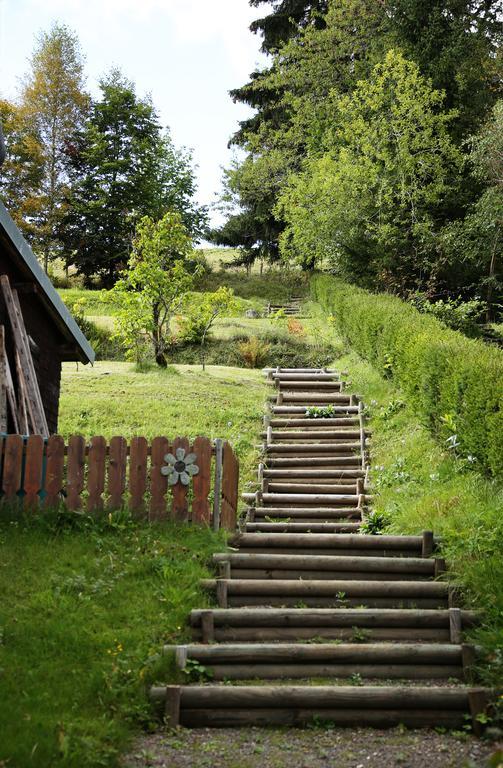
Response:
[124,727,503,768]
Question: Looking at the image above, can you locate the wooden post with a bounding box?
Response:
[23,434,44,509]
[129,436,148,518]
[213,438,223,531]
[468,688,489,736]
[67,435,85,511]
[108,436,127,510]
[164,686,181,728]
[201,611,215,644]
[422,530,434,558]
[216,579,228,608]
[449,608,462,644]
[462,644,477,683]
[87,436,106,513]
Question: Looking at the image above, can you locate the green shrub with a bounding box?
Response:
[312,274,503,476]
[411,293,486,337]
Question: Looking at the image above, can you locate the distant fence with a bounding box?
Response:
[0,434,239,530]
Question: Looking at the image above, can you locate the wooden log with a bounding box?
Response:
[265,443,361,454]
[195,627,452,643]
[221,441,239,530]
[272,406,359,414]
[180,685,469,710]
[0,327,7,432]
[150,436,169,520]
[251,506,362,518]
[263,469,365,479]
[213,553,435,575]
[45,435,65,507]
[229,533,423,551]
[266,483,358,495]
[265,430,362,439]
[201,578,449,598]
[228,596,446,609]
[2,434,23,502]
[180,708,465,729]
[0,327,20,433]
[228,568,427,582]
[216,579,228,608]
[189,607,479,629]
[169,642,461,664]
[172,436,190,522]
[256,493,360,506]
[273,382,343,390]
[87,436,106,513]
[192,436,212,525]
[23,434,44,509]
[67,435,85,511]
[270,418,360,428]
[107,436,127,510]
[14,351,30,435]
[186,663,462,681]
[266,457,361,467]
[245,523,362,533]
[462,644,477,683]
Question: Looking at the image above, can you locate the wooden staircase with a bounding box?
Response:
[151,367,490,730]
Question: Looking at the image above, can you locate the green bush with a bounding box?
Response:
[312,274,503,476]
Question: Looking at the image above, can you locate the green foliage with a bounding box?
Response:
[61,69,206,286]
[0,514,225,768]
[111,212,196,366]
[65,298,124,360]
[279,51,463,287]
[412,294,486,337]
[312,274,503,476]
[360,511,391,535]
[177,287,237,345]
[305,405,340,418]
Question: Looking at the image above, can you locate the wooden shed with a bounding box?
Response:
[0,199,94,435]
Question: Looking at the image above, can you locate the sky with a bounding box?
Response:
[0,0,270,227]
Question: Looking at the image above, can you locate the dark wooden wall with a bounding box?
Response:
[0,251,64,434]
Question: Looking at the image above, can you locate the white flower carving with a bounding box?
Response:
[161,448,199,486]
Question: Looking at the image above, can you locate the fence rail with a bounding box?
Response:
[0,434,240,530]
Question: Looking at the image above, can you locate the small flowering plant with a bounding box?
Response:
[161,448,199,486]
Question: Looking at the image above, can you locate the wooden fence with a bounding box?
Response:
[0,434,240,530]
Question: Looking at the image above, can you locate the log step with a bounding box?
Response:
[263,469,365,479]
[189,607,478,643]
[201,578,449,609]
[272,373,340,381]
[274,382,344,390]
[265,443,361,453]
[230,533,431,555]
[265,483,358,494]
[245,522,362,533]
[166,642,467,681]
[270,418,360,427]
[213,553,438,578]
[251,506,363,519]
[150,685,484,728]
[242,493,361,507]
[265,456,362,467]
[272,406,359,414]
[268,394,351,403]
[263,430,362,440]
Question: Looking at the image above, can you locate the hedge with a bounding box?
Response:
[312,274,503,477]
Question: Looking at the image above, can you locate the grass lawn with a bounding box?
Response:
[0,362,267,768]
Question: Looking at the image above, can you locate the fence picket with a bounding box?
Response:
[2,434,23,502]
[150,436,169,520]
[67,435,85,511]
[221,441,239,530]
[108,436,127,510]
[87,436,106,513]
[172,436,190,522]
[45,435,65,508]
[23,434,44,509]
[129,436,148,517]
[192,436,212,525]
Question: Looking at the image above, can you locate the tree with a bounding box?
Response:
[111,212,196,367]
[62,70,206,286]
[20,23,88,271]
[0,100,44,239]
[278,51,463,289]
[439,100,503,318]
[178,286,237,370]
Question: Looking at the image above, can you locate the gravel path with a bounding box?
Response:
[124,728,502,768]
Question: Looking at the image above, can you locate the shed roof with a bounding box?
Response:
[0,199,95,364]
